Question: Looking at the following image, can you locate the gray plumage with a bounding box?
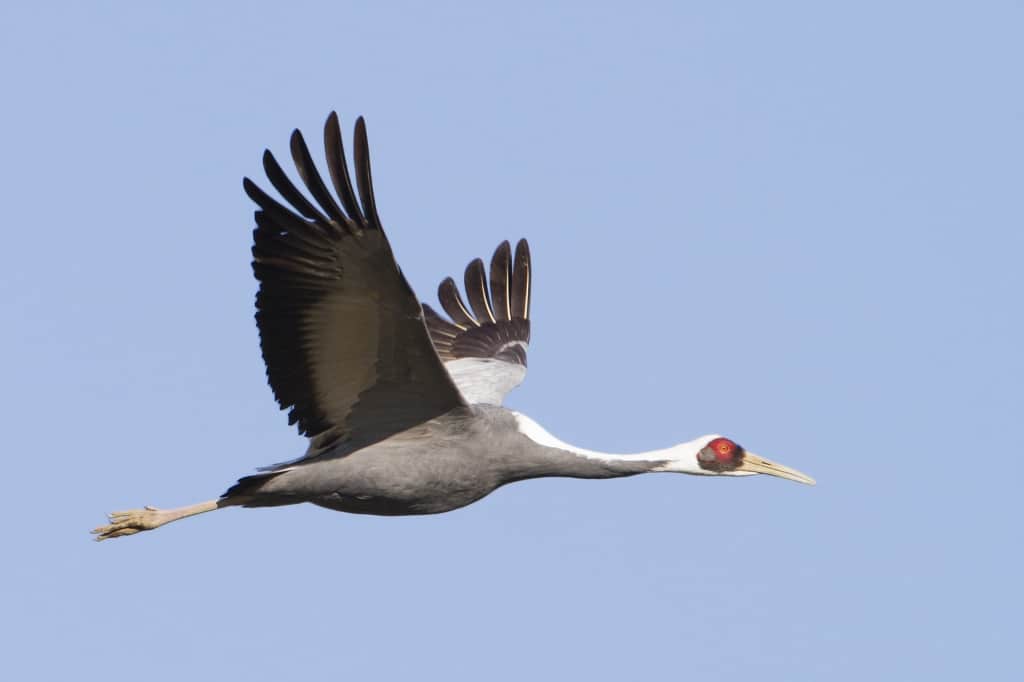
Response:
[240,406,660,517]
[92,113,814,542]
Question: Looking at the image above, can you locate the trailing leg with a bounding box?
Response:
[91,499,227,541]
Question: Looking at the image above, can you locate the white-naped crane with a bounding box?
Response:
[93,113,814,541]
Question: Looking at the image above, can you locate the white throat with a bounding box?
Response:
[512,412,716,475]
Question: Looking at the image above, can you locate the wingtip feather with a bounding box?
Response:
[511,239,531,320]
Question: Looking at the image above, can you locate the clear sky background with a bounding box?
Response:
[2,2,1021,680]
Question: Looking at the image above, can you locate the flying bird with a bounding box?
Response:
[93,113,814,541]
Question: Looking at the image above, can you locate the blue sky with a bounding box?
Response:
[2,2,1021,680]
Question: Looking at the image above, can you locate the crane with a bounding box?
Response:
[93,113,814,541]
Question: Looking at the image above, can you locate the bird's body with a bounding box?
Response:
[93,113,813,541]
[230,405,672,517]
[241,406,522,516]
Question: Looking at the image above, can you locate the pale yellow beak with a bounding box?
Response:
[737,452,816,485]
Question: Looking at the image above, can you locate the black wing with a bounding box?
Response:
[422,240,531,404]
[245,113,465,452]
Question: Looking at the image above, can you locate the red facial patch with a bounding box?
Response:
[707,437,737,463]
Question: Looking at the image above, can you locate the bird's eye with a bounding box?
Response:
[697,438,744,472]
[696,437,746,473]
[708,437,736,462]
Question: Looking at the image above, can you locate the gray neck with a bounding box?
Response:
[499,439,668,483]
[497,409,711,481]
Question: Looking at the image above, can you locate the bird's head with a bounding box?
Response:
[663,435,815,485]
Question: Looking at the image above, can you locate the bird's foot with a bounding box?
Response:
[91,506,170,541]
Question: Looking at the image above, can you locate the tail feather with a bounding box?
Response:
[222,469,295,506]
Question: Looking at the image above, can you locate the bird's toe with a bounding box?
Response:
[91,507,165,541]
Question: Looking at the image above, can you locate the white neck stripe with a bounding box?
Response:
[512,412,716,475]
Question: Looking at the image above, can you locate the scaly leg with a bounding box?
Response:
[91,499,224,541]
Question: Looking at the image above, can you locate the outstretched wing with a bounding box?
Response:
[244,112,465,453]
[422,240,531,405]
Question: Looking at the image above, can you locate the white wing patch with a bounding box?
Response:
[446,357,528,405]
